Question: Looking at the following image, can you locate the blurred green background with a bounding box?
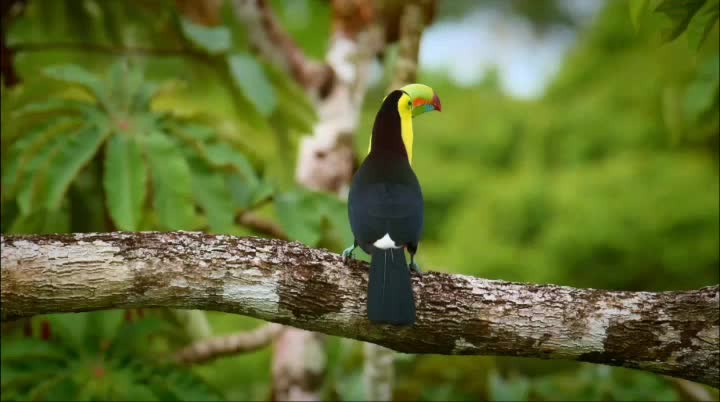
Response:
[1,0,718,400]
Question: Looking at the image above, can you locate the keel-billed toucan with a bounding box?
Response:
[343,83,441,326]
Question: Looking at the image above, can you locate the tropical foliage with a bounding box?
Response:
[1,0,718,400]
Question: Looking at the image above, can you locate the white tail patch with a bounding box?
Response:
[373,233,401,249]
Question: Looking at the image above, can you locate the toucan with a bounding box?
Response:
[343,83,441,326]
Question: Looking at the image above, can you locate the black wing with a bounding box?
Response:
[348,179,423,252]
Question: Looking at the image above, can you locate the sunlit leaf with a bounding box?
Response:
[227,52,277,116]
[104,135,148,230]
[180,17,232,55]
[44,64,108,104]
[654,0,706,42]
[686,0,719,50]
[629,0,651,30]
[143,131,196,230]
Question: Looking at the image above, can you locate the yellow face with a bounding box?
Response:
[367,84,441,165]
[397,92,415,164]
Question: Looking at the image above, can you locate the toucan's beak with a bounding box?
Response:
[412,93,441,117]
[432,93,442,112]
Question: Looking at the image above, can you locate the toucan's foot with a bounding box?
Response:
[409,262,423,276]
[342,246,355,263]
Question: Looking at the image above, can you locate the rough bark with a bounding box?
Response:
[2,232,718,387]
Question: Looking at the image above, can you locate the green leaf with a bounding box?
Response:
[629,0,651,30]
[8,207,70,234]
[104,135,148,230]
[107,318,175,359]
[274,190,323,246]
[169,123,216,142]
[147,366,223,402]
[266,64,316,119]
[226,173,275,209]
[684,55,720,122]
[43,64,107,103]
[12,99,94,117]
[16,131,71,215]
[204,142,257,179]
[143,132,196,230]
[2,117,78,200]
[190,159,235,233]
[686,0,719,50]
[45,123,110,210]
[227,53,277,116]
[83,310,126,354]
[0,338,68,363]
[180,17,232,55]
[654,0,707,42]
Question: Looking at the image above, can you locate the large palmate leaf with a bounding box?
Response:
[2,118,75,200]
[104,135,148,231]
[15,131,72,215]
[45,121,111,210]
[143,131,196,230]
[43,64,109,106]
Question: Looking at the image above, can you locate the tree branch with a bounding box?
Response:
[231,0,332,92]
[174,322,283,364]
[1,232,718,387]
[9,42,211,62]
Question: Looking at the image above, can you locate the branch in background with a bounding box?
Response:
[175,0,223,26]
[668,377,717,402]
[236,211,288,240]
[231,0,332,92]
[386,0,435,91]
[2,232,718,387]
[174,322,283,364]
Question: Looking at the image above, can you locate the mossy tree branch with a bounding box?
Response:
[1,231,718,387]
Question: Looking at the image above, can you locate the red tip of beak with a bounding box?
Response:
[432,94,442,112]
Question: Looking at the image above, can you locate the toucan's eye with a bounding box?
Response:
[407,100,412,108]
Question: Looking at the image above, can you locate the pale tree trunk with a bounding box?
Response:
[2,232,718,388]
[232,1,384,399]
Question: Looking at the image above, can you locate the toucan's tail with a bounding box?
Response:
[367,248,415,325]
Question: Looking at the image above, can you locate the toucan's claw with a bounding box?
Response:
[409,262,423,276]
[342,245,355,263]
